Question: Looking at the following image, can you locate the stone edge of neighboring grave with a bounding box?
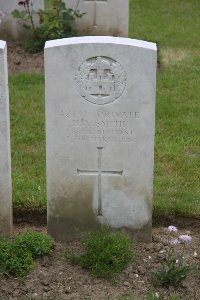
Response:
[45,36,157,51]
[0,40,6,50]
[0,39,13,234]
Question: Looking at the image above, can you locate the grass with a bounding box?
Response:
[154,58,200,215]
[67,226,133,279]
[9,0,200,216]
[129,0,200,49]
[0,230,53,276]
[130,0,200,216]
[9,73,46,208]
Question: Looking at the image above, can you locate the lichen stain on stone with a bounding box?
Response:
[106,177,152,242]
[0,218,12,235]
[48,179,97,240]
[109,177,152,203]
[117,218,152,242]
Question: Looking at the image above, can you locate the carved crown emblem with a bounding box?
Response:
[75,56,126,105]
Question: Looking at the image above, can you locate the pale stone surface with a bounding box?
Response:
[0,0,44,41]
[0,40,12,234]
[45,36,157,242]
[65,0,129,36]
[0,0,128,40]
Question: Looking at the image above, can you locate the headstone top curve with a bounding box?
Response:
[45,36,157,51]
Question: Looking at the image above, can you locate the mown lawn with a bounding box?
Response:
[129,0,200,215]
[10,0,200,215]
[10,74,46,208]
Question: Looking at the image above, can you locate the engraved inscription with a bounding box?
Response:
[77,147,123,216]
[60,110,140,143]
[75,56,126,105]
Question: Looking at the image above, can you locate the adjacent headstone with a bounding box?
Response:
[0,0,128,41]
[45,36,157,242]
[0,40,12,234]
[0,0,44,41]
[65,0,129,36]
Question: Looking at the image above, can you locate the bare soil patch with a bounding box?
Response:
[7,42,44,74]
[0,220,199,300]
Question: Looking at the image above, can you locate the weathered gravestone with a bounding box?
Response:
[65,0,129,36]
[0,40,12,234]
[45,36,157,242]
[0,0,44,41]
[0,0,128,41]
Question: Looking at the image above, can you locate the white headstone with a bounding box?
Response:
[45,36,157,242]
[0,40,12,234]
[66,0,129,36]
[0,0,44,41]
[0,0,127,40]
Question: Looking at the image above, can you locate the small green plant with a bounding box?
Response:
[152,226,193,286]
[12,0,84,53]
[0,231,53,277]
[0,239,34,276]
[67,226,133,279]
[15,230,53,257]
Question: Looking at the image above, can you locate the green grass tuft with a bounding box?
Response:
[15,230,53,257]
[0,231,53,276]
[0,239,34,277]
[68,226,133,279]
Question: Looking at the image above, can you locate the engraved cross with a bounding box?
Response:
[77,147,123,216]
[84,0,107,27]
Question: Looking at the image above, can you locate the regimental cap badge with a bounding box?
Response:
[75,56,126,105]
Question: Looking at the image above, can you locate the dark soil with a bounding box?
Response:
[7,42,44,74]
[0,220,199,300]
[3,43,200,300]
